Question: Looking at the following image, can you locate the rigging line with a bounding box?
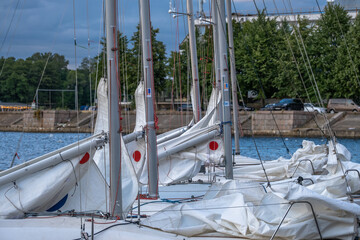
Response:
[176,0,184,126]
[234,60,272,186]
[103,145,108,213]
[0,0,20,55]
[0,0,26,78]
[9,131,24,168]
[72,0,83,229]
[284,0,324,110]
[274,14,327,141]
[331,6,360,87]
[270,0,327,141]
[31,1,70,103]
[86,0,95,135]
[279,6,327,138]
[237,0,293,156]
[284,0,335,140]
[231,2,292,161]
[285,3,324,113]
[137,0,142,87]
[85,0,93,211]
[252,0,260,14]
[102,2,106,80]
[94,0,105,117]
[183,0,191,117]
[270,0,327,138]
[279,1,326,113]
[0,0,16,37]
[290,1,349,189]
[118,0,128,133]
[137,202,291,213]
[168,2,174,111]
[262,0,268,14]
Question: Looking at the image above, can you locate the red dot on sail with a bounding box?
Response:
[80,152,90,164]
[209,141,219,151]
[133,151,141,162]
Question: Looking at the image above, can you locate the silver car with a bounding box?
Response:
[304,103,326,113]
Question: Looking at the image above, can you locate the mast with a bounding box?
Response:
[105,0,123,217]
[211,0,223,121]
[139,0,158,198]
[187,0,202,123]
[225,0,240,154]
[216,0,233,179]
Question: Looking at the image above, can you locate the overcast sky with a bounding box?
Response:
[0,0,328,69]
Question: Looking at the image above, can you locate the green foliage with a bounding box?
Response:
[229,4,359,104]
[0,53,69,107]
[1,4,360,109]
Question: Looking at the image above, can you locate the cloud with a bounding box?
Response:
[0,0,328,69]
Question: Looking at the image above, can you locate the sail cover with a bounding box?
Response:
[143,178,360,239]
[125,85,224,186]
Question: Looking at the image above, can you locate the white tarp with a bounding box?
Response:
[232,140,352,182]
[143,178,360,239]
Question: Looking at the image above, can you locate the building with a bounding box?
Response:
[195,0,359,26]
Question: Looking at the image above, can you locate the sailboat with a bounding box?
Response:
[1,0,360,239]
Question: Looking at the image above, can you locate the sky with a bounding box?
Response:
[0,0,330,69]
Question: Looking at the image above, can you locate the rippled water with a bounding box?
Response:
[0,132,91,170]
[0,132,359,170]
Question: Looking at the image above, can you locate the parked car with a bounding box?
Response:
[177,104,193,111]
[260,103,276,111]
[304,103,326,113]
[327,99,360,113]
[238,102,255,111]
[272,98,304,111]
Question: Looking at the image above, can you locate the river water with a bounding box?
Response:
[0,132,359,170]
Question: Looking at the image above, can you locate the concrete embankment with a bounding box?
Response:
[1,110,360,138]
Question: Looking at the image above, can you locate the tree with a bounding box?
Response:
[333,12,360,102]
[311,4,352,100]
[129,25,167,99]
[233,12,283,103]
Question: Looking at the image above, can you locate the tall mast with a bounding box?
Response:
[187,0,202,123]
[211,0,223,121]
[216,0,233,179]
[139,0,158,198]
[105,0,123,216]
[225,0,240,154]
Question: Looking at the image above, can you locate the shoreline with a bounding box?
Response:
[1,110,360,138]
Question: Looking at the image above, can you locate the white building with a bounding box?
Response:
[195,0,359,26]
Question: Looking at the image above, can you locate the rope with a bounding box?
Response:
[274,0,329,140]
[72,0,83,231]
[0,0,26,78]
[176,0,184,126]
[0,0,20,54]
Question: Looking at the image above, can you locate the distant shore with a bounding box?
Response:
[1,110,360,138]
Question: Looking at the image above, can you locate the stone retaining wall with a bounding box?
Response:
[252,111,314,132]
[1,110,360,138]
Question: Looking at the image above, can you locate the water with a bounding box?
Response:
[0,132,91,170]
[0,132,359,170]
